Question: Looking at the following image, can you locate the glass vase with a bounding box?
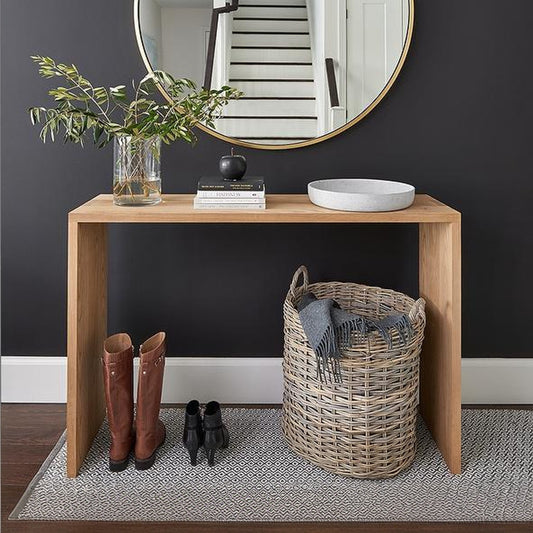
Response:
[113,135,162,206]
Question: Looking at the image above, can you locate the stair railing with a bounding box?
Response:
[325,58,340,107]
[204,0,239,91]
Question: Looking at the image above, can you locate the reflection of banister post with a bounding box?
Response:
[204,0,239,91]
[325,58,340,108]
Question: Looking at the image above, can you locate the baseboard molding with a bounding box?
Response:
[1,356,532,404]
[461,358,533,404]
[0,357,283,404]
[1,357,69,403]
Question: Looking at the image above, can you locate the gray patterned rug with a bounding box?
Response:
[10,408,533,522]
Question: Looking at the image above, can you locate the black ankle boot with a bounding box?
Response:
[183,400,204,466]
[203,401,229,466]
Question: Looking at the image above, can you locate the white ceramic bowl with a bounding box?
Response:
[308,178,415,212]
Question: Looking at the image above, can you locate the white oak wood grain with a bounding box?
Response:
[67,222,107,478]
[69,194,460,224]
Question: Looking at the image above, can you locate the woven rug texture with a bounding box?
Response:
[10,408,533,522]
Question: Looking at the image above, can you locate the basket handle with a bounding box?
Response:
[409,298,426,322]
[289,265,309,299]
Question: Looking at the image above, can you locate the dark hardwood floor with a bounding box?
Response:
[2,403,532,533]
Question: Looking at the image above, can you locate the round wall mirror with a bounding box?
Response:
[135,0,414,150]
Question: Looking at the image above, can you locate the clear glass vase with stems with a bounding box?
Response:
[113,135,162,206]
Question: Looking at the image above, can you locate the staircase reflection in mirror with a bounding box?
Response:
[136,0,413,148]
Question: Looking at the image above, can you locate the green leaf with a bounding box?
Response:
[110,85,127,101]
[29,107,41,125]
[93,123,104,143]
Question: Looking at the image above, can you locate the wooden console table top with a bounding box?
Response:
[69,194,460,223]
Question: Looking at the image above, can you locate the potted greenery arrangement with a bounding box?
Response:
[29,56,241,205]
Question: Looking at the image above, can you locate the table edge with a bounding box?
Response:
[68,194,461,223]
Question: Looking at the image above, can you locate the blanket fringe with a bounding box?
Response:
[316,312,413,384]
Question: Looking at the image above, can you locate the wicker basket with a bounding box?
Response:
[281,266,426,479]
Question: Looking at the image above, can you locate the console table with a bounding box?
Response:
[67,194,461,477]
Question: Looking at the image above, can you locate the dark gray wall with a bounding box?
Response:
[2,0,532,357]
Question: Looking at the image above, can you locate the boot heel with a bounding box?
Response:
[135,431,166,470]
[221,426,230,449]
[183,400,204,466]
[135,451,156,471]
[187,446,199,466]
[109,456,129,472]
[206,447,216,467]
[203,401,228,467]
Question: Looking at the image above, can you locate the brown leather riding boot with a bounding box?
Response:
[134,332,166,470]
[102,333,135,472]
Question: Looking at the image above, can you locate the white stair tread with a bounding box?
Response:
[223,98,316,117]
[229,80,315,97]
[233,19,309,33]
[230,63,313,79]
[215,117,317,137]
[237,6,308,19]
[232,33,310,47]
[231,47,311,63]
[239,0,306,5]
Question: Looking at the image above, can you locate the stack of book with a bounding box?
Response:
[194,176,266,210]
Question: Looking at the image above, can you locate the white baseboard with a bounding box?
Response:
[0,357,283,404]
[1,356,532,404]
[1,357,68,403]
[461,358,533,404]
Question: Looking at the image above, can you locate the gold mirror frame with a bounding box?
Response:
[134,0,415,151]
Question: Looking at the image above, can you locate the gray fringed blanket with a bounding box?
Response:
[297,292,413,383]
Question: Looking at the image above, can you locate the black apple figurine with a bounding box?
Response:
[219,147,247,181]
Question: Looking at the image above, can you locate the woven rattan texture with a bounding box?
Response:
[282,266,426,478]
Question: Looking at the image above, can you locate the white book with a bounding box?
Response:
[194,196,266,204]
[196,189,265,199]
[193,199,266,210]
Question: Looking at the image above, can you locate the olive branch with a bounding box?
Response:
[28,55,242,147]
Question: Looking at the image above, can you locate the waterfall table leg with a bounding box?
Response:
[419,221,462,474]
[66,221,108,478]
